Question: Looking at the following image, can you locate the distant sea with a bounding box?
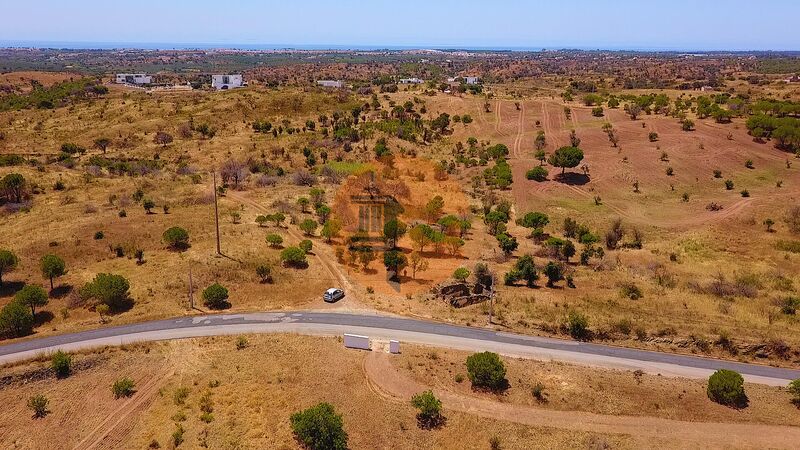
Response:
[0,40,796,53]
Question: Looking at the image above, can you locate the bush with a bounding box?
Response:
[162,226,190,250]
[568,311,589,340]
[410,390,444,429]
[51,350,72,378]
[172,424,185,447]
[281,246,307,267]
[27,394,49,418]
[256,264,273,283]
[81,273,131,311]
[707,369,747,408]
[525,166,548,182]
[466,351,507,390]
[112,377,136,398]
[202,283,230,309]
[620,282,643,300]
[789,379,800,405]
[299,239,313,253]
[290,403,348,450]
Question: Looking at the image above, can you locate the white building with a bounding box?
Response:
[317,80,343,88]
[115,73,152,85]
[211,74,244,90]
[399,77,424,84]
[464,76,480,85]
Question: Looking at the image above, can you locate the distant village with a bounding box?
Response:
[113,71,483,92]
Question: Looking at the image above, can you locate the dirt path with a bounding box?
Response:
[71,367,174,450]
[363,351,800,449]
[511,101,530,161]
[227,190,369,311]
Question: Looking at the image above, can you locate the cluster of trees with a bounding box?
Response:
[746,114,800,152]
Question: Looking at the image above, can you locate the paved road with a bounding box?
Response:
[1,311,798,386]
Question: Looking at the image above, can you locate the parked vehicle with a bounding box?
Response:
[323,288,345,303]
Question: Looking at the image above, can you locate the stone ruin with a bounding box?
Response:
[432,277,495,308]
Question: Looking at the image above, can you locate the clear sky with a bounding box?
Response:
[3,0,799,51]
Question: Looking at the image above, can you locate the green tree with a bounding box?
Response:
[40,254,66,290]
[383,250,408,280]
[504,254,538,287]
[321,219,342,243]
[142,198,155,213]
[484,210,509,235]
[409,224,435,253]
[162,227,190,250]
[707,369,747,408]
[516,212,550,235]
[299,218,318,236]
[281,247,307,267]
[496,233,518,255]
[316,205,332,224]
[266,233,284,248]
[424,195,445,222]
[290,403,348,450]
[202,283,230,309]
[15,284,48,317]
[453,267,470,282]
[548,146,584,175]
[543,262,564,287]
[81,273,131,311]
[466,352,507,390]
[411,390,444,429]
[0,249,19,286]
[1,173,26,203]
[382,218,407,249]
[0,300,34,337]
[297,197,310,213]
[299,239,313,253]
[358,247,377,271]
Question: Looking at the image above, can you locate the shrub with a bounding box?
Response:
[525,166,548,182]
[51,350,72,378]
[532,383,548,402]
[172,424,185,447]
[299,239,313,253]
[112,377,136,398]
[290,403,348,450]
[781,297,800,315]
[740,189,750,198]
[620,282,643,300]
[173,387,190,405]
[162,226,190,250]
[94,231,105,239]
[281,246,307,267]
[568,311,589,340]
[410,390,444,429]
[0,249,20,286]
[707,369,747,408]
[724,179,734,190]
[235,336,249,350]
[142,198,155,213]
[256,264,273,283]
[202,283,230,309]
[27,394,49,418]
[543,261,563,287]
[466,351,507,390]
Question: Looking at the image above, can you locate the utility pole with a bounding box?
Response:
[213,170,221,255]
[188,266,194,310]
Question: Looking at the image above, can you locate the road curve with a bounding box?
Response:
[0,311,798,386]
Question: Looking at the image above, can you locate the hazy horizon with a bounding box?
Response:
[3,0,800,52]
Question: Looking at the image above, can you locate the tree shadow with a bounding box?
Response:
[50,285,73,299]
[34,310,55,326]
[0,281,25,298]
[471,379,511,394]
[555,172,590,186]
